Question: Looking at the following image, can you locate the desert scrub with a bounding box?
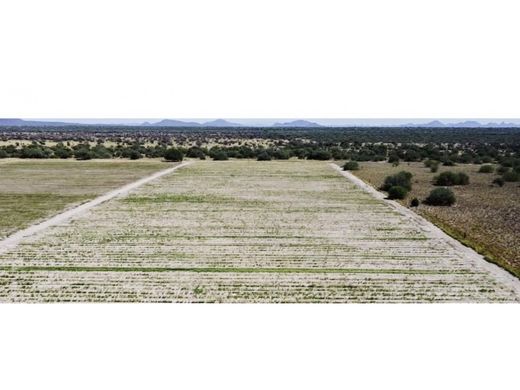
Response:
[352,161,520,278]
[343,161,359,171]
[425,188,456,206]
[433,171,470,186]
[478,164,494,173]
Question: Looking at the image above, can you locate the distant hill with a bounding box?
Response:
[402,120,520,128]
[144,119,202,127]
[201,119,242,127]
[143,119,243,127]
[0,118,80,126]
[272,120,324,127]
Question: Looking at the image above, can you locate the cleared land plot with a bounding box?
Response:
[1,160,519,302]
[0,159,168,239]
[351,162,520,278]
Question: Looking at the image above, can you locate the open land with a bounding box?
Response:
[0,160,518,302]
[0,159,168,239]
[351,162,520,278]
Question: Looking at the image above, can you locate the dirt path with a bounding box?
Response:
[330,163,520,297]
[0,161,191,255]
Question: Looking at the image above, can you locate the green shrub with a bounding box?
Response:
[502,171,520,182]
[212,151,229,161]
[410,198,420,207]
[478,164,494,173]
[425,188,456,206]
[343,161,359,171]
[257,151,272,161]
[307,149,332,160]
[381,171,413,191]
[493,177,505,187]
[387,186,408,200]
[433,171,469,186]
[497,166,510,175]
[186,147,206,159]
[164,148,184,162]
[272,149,290,160]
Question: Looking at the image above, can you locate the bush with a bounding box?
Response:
[272,149,290,160]
[433,171,469,186]
[212,151,229,161]
[493,177,505,187]
[186,147,206,159]
[388,154,399,164]
[164,148,184,162]
[478,164,494,173]
[381,171,413,191]
[497,165,510,175]
[425,188,456,206]
[502,171,520,182]
[387,185,408,200]
[343,161,359,171]
[74,148,93,160]
[410,198,420,207]
[257,151,272,161]
[307,149,332,160]
[442,160,456,166]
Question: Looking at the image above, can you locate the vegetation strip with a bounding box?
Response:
[0,266,473,275]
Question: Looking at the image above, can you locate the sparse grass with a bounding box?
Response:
[351,161,520,278]
[0,159,168,238]
[0,160,517,303]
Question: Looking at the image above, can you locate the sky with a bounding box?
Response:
[28,118,520,126]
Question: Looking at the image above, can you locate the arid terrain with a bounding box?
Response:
[0,160,518,302]
[351,162,520,278]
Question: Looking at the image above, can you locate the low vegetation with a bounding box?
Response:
[1,160,517,302]
[433,171,470,186]
[425,188,456,206]
[0,159,168,238]
[351,161,520,278]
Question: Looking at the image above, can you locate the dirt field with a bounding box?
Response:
[0,159,168,238]
[0,160,518,302]
[350,161,520,278]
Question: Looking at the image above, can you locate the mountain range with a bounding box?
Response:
[0,118,519,128]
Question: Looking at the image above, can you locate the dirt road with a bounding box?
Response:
[0,161,191,255]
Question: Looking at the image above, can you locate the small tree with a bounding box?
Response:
[381,171,413,191]
[478,164,494,173]
[164,148,184,162]
[493,177,505,187]
[343,161,359,171]
[502,171,520,182]
[387,186,408,200]
[212,151,229,161]
[257,151,272,161]
[433,171,469,186]
[425,188,456,206]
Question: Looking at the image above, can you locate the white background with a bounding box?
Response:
[1,1,519,389]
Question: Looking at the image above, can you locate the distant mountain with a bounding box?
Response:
[402,120,520,128]
[272,120,324,127]
[144,119,202,127]
[201,119,242,127]
[0,118,80,126]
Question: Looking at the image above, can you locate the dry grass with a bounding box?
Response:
[1,160,518,302]
[0,159,168,238]
[351,161,520,278]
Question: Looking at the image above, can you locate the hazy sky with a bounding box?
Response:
[29,118,520,126]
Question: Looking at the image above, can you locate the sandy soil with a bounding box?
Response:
[0,161,191,255]
[330,163,520,297]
